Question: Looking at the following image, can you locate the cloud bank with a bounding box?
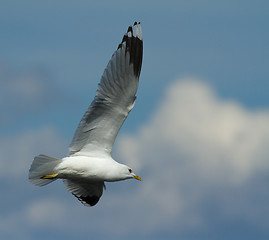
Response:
[1,77,269,239]
[116,78,269,237]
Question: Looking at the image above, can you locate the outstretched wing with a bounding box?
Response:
[63,179,105,207]
[69,22,143,156]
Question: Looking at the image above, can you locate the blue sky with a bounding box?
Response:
[1,1,269,239]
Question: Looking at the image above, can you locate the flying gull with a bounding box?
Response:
[29,22,143,207]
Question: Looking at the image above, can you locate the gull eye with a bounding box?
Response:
[128,168,132,173]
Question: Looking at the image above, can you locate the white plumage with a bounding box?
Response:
[29,22,143,207]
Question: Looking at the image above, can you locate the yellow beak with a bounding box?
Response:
[133,175,142,181]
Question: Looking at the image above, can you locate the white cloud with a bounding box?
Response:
[26,197,68,227]
[120,78,269,183]
[0,64,64,125]
[2,78,269,239]
[0,127,67,177]
[115,77,269,233]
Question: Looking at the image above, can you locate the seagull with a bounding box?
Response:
[29,22,143,207]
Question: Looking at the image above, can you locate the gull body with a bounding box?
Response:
[57,155,136,182]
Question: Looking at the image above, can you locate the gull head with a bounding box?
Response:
[118,164,142,181]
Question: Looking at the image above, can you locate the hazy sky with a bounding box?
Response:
[1,1,269,240]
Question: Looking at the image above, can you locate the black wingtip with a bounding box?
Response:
[117,22,143,78]
[128,26,133,33]
[77,195,100,207]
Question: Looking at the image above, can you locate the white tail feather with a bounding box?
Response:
[29,154,61,186]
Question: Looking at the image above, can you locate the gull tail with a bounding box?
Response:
[29,154,62,186]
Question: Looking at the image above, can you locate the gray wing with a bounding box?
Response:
[69,22,143,156]
[63,179,105,207]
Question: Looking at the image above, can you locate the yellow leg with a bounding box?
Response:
[41,173,58,179]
